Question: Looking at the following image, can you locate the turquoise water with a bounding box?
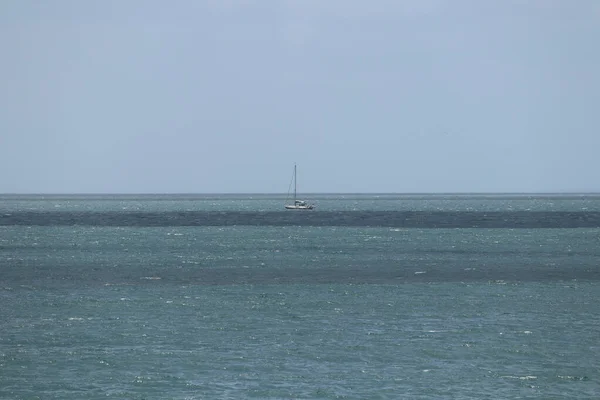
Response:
[1,195,599,398]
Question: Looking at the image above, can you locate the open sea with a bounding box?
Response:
[1,194,599,399]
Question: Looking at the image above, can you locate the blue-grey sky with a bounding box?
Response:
[1,0,599,193]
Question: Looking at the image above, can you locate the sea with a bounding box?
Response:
[1,194,599,399]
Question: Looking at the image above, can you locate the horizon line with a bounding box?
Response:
[1,192,600,196]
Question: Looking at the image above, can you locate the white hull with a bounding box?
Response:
[285,205,314,210]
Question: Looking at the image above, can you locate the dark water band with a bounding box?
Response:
[2,211,600,228]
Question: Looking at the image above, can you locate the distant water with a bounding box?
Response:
[1,194,599,399]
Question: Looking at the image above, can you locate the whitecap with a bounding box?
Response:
[558,375,589,381]
[140,277,161,280]
[501,375,537,380]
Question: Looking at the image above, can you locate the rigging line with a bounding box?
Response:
[286,167,295,202]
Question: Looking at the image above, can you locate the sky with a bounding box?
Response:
[1,0,599,193]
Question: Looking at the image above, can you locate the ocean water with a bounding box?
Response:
[1,194,599,399]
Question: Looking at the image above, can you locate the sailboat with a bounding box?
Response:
[285,164,314,210]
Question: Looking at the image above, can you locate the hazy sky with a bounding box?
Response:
[1,0,599,193]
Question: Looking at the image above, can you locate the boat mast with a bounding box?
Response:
[294,163,297,204]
